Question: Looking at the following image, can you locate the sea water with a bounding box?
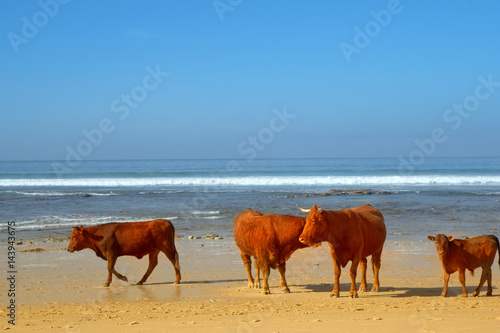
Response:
[1,158,499,252]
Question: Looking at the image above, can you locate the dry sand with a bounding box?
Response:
[2,236,500,332]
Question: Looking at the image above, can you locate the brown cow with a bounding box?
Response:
[234,208,308,294]
[427,234,500,297]
[297,204,386,298]
[67,219,181,287]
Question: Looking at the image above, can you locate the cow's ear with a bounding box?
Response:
[427,236,435,241]
[82,229,104,241]
[73,226,83,233]
[448,236,455,242]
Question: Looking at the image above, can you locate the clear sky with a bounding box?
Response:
[1,0,499,161]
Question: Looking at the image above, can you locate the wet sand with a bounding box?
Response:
[2,235,500,332]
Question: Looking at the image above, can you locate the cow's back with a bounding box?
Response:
[340,204,386,257]
[234,209,270,256]
[234,210,306,266]
[455,235,499,269]
[110,219,175,256]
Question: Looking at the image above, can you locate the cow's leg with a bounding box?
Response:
[349,258,360,298]
[371,250,382,292]
[240,252,255,288]
[458,268,468,297]
[441,272,450,297]
[254,259,261,289]
[105,255,127,286]
[473,267,489,297]
[277,262,290,293]
[137,250,159,285]
[261,263,271,295]
[112,267,128,282]
[486,268,493,296]
[359,257,367,292]
[331,256,342,298]
[105,258,114,287]
[164,249,181,284]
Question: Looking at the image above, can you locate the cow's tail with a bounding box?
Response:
[495,235,500,268]
[175,251,181,270]
[172,227,181,271]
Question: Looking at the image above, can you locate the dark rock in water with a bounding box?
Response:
[328,189,375,196]
[74,194,92,198]
[281,189,399,198]
[375,191,399,195]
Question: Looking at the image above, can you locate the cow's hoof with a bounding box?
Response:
[136,282,144,285]
[486,292,492,296]
[174,281,180,285]
[104,284,110,287]
[263,290,271,295]
[330,293,340,298]
[350,293,358,298]
[371,287,380,292]
[462,294,468,298]
[282,287,291,294]
[359,287,367,293]
[441,294,447,297]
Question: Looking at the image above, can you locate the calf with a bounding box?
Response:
[68,219,181,286]
[427,234,500,297]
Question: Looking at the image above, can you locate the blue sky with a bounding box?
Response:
[1,0,499,161]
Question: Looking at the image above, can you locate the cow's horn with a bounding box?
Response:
[296,204,310,213]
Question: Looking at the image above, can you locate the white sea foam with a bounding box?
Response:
[1,175,500,187]
[3,216,178,231]
[191,210,220,215]
[10,191,118,196]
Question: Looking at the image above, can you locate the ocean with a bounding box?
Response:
[1,157,499,250]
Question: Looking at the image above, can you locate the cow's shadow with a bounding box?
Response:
[298,283,499,298]
[136,278,247,286]
[299,283,349,294]
[390,286,499,298]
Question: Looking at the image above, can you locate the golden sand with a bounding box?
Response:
[2,237,500,332]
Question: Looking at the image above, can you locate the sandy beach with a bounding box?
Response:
[2,233,500,333]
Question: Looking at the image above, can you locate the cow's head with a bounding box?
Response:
[297,204,325,247]
[67,226,103,252]
[427,234,455,257]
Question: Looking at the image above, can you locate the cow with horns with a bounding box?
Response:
[297,203,386,298]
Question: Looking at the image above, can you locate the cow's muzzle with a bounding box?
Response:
[299,238,322,248]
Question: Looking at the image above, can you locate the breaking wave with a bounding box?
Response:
[1,175,500,187]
